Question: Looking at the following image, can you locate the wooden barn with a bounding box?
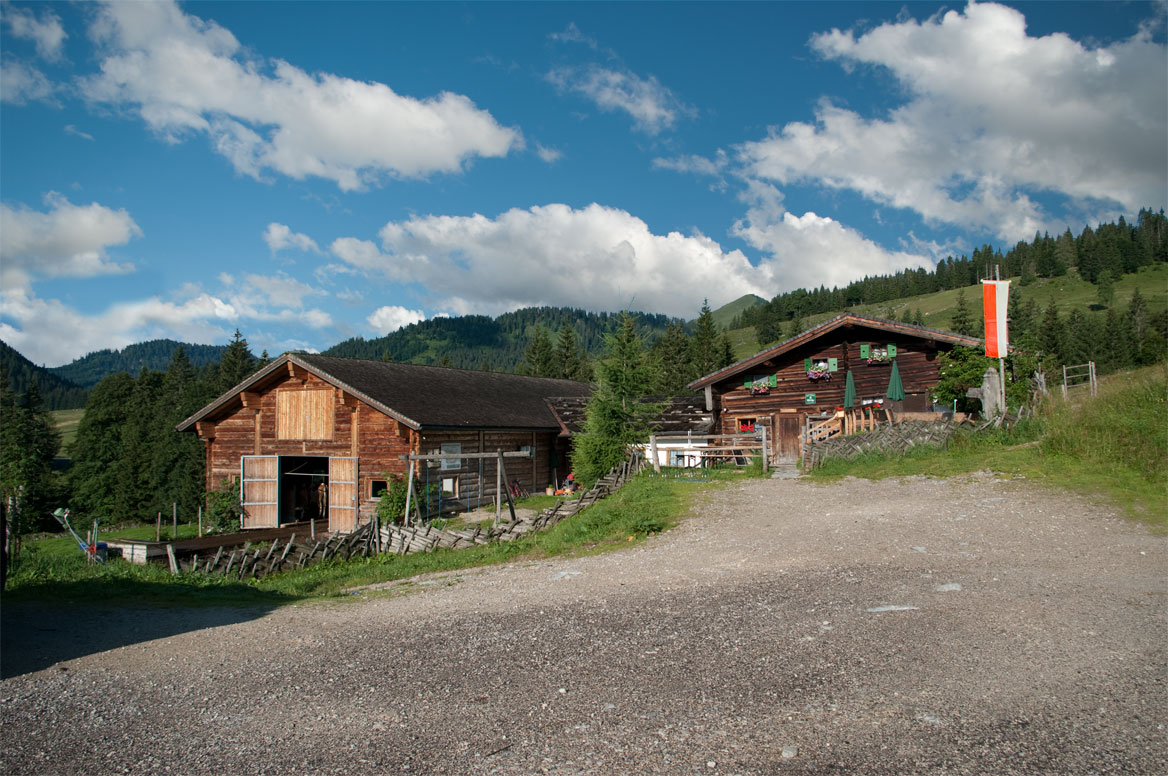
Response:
[688,314,981,464]
[176,354,591,532]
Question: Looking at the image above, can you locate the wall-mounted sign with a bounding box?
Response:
[804,393,816,405]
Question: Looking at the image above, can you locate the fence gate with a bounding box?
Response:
[240,455,278,529]
[328,457,358,533]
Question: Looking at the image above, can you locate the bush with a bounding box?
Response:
[375,472,412,525]
[204,478,242,533]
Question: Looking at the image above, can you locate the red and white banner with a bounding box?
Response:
[981,279,1009,358]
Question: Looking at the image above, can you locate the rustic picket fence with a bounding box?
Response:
[185,451,647,580]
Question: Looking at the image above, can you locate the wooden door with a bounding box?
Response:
[328,456,358,533]
[240,456,278,529]
[775,416,801,463]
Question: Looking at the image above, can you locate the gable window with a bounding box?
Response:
[276,390,334,440]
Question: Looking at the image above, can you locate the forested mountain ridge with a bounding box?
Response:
[0,340,89,410]
[325,307,678,371]
[48,339,228,388]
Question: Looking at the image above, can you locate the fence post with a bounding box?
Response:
[650,435,660,474]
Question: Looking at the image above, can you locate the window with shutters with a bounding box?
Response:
[276,390,334,440]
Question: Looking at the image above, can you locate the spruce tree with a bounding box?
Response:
[691,300,721,377]
[653,320,695,394]
[0,377,61,543]
[571,314,664,485]
[68,372,136,521]
[950,289,975,336]
[718,331,736,370]
[554,325,590,382]
[1037,301,1066,371]
[217,329,256,392]
[521,326,555,377]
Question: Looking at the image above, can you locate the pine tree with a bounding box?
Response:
[554,326,589,382]
[913,308,925,327]
[653,321,695,395]
[571,314,664,485]
[1037,301,1066,370]
[718,332,736,370]
[0,376,61,544]
[68,372,136,521]
[521,326,555,377]
[691,300,721,377]
[1095,271,1116,309]
[113,369,163,522]
[785,316,805,340]
[950,289,975,336]
[217,330,256,392]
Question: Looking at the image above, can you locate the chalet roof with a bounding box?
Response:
[688,313,982,390]
[546,395,715,437]
[177,353,592,433]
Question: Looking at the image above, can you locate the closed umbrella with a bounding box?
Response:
[843,369,856,408]
[885,359,905,401]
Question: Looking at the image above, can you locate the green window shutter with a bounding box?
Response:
[744,377,751,389]
[769,373,777,387]
[888,343,897,357]
[804,357,812,370]
[860,344,870,358]
[828,357,838,372]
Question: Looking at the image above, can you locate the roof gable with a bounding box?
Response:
[688,313,982,389]
[177,354,592,432]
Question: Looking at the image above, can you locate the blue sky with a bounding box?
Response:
[2,1,1165,366]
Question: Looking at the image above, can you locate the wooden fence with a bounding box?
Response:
[802,420,958,471]
[179,451,648,580]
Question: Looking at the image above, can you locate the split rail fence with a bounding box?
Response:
[174,451,648,580]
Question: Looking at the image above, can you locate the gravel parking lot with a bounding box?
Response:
[2,473,1165,775]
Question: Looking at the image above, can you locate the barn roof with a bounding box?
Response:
[688,313,982,390]
[546,395,714,437]
[177,353,592,433]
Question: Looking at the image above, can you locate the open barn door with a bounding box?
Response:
[240,455,278,529]
[328,456,358,533]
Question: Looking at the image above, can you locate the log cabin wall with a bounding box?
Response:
[200,371,415,524]
[712,329,947,462]
[413,429,562,509]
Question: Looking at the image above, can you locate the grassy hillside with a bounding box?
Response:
[710,294,766,331]
[728,264,1167,357]
[812,364,1167,529]
[49,408,85,451]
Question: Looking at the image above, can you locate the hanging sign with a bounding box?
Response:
[981,279,1010,358]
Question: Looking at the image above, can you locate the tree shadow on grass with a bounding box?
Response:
[0,579,299,679]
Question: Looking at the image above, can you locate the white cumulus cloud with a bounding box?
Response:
[79,0,522,190]
[0,192,140,289]
[736,1,1167,243]
[548,65,693,135]
[331,203,769,318]
[263,222,320,254]
[2,2,67,61]
[0,60,55,104]
[367,305,426,335]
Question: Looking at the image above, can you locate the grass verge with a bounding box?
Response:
[811,365,1167,531]
[4,473,718,605]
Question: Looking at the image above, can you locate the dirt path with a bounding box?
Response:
[2,473,1165,775]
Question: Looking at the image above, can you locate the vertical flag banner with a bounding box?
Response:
[981,279,1010,358]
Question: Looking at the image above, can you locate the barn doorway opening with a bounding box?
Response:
[278,456,329,525]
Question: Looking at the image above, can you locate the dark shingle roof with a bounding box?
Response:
[177,353,592,432]
[546,395,714,436]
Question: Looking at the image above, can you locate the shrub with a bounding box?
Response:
[204,478,242,533]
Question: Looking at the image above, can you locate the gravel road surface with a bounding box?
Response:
[2,473,1165,775]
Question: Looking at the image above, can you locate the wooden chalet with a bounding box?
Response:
[688,313,981,464]
[177,354,591,532]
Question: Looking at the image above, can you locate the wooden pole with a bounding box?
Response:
[403,459,416,528]
[172,502,178,539]
[165,543,178,575]
[650,435,660,473]
[760,426,768,474]
[156,512,161,542]
[495,451,502,521]
[498,451,517,523]
[198,506,203,537]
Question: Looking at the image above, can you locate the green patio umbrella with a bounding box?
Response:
[843,369,856,408]
[885,359,906,401]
